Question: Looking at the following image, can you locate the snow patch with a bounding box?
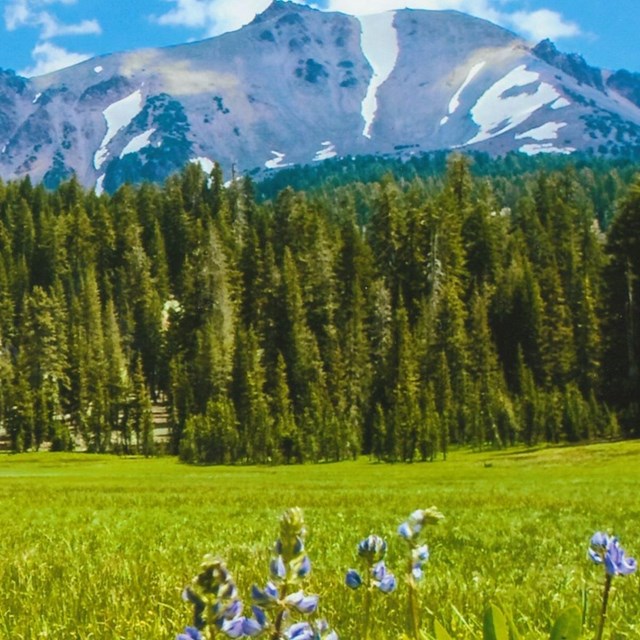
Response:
[95,174,105,196]
[313,141,337,162]
[358,12,399,139]
[465,65,561,146]
[93,89,143,170]
[515,121,566,141]
[94,65,103,74]
[33,93,41,104]
[190,156,216,174]
[442,61,486,125]
[520,143,575,156]
[551,97,570,109]
[265,151,291,169]
[120,128,156,158]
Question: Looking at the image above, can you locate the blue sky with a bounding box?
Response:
[2,0,639,77]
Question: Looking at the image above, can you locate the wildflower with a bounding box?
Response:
[398,508,442,639]
[345,569,362,589]
[398,508,444,542]
[177,627,203,640]
[293,555,312,579]
[270,556,287,580]
[220,614,265,638]
[357,535,387,563]
[411,545,430,581]
[285,622,314,640]
[284,620,338,640]
[589,531,637,640]
[589,532,637,576]
[251,582,279,609]
[285,590,319,614]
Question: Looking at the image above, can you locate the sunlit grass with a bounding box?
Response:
[0,442,638,638]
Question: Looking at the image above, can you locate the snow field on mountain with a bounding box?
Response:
[120,129,156,158]
[93,89,144,171]
[266,151,291,169]
[516,120,576,155]
[358,11,399,139]
[515,121,567,141]
[465,65,561,146]
[551,97,571,109]
[440,61,486,126]
[313,141,337,162]
[519,142,576,155]
[190,157,216,174]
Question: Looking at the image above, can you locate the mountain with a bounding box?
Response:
[2,0,640,193]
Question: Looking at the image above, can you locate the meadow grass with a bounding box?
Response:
[0,441,638,639]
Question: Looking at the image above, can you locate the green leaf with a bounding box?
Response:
[550,605,582,640]
[434,620,453,640]
[483,604,510,640]
[508,615,521,640]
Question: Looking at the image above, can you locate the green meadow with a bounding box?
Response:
[0,442,638,639]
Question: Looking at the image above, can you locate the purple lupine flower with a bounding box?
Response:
[214,598,243,620]
[345,568,362,589]
[220,617,246,639]
[251,581,279,608]
[314,619,339,640]
[270,556,287,580]
[284,622,315,640]
[589,532,637,576]
[295,554,312,579]
[357,535,387,562]
[220,615,265,639]
[285,590,319,614]
[398,521,413,540]
[251,606,267,629]
[411,544,429,581]
[371,561,396,593]
[177,627,203,640]
[378,572,397,593]
[371,561,387,582]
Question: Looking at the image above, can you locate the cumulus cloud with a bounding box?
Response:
[5,0,100,78]
[4,0,101,37]
[154,0,272,36]
[19,41,91,76]
[504,9,581,42]
[154,0,581,44]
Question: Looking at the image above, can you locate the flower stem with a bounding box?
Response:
[363,585,373,640]
[595,573,612,640]
[272,581,289,640]
[408,577,421,639]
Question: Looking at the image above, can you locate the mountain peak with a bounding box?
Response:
[1,5,640,192]
[251,0,315,24]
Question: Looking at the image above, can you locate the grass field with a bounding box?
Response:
[0,442,638,639]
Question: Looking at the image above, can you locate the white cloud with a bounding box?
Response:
[4,0,101,37]
[155,0,272,36]
[505,9,580,42]
[154,0,581,45]
[19,41,91,77]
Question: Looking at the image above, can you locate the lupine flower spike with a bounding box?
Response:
[251,508,337,640]
[345,534,396,640]
[398,508,444,639]
[180,556,265,639]
[589,532,637,640]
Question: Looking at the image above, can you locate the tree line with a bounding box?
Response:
[0,154,639,462]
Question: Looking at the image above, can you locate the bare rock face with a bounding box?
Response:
[1,1,640,192]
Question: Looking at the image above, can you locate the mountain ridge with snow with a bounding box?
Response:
[1,0,640,192]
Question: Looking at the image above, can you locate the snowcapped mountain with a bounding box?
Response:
[1,0,640,192]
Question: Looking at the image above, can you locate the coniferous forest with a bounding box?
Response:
[1,153,640,463]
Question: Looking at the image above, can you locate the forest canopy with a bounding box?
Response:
[0,153,639,462]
